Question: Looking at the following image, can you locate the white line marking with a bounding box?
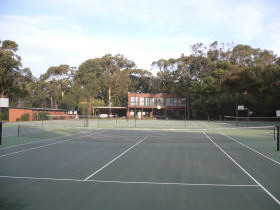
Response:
[91,126,274,132]
[203,132,280,206]
[84,137,148,180]
[0,133,95,158]
[220,132,280,166]
[0,131,91,150]
[0,175,259,187]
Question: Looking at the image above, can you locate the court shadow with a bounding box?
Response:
[0,197,27,210]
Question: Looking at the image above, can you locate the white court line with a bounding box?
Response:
[94,126,274,132]
[203,132,280,206]
[0,175,259,187]
[84,136,148,180]
[220,132,280,166]
[0,132,96,158]
[0,130,91,150]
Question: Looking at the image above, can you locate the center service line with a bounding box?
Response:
[84,136,148,181]
[203,132,280,206]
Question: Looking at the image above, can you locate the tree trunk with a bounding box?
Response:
[108,86,112,115]
[50,95,53,109]
[186,87,191,120]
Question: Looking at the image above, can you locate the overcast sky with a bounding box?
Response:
[1,0,280,77]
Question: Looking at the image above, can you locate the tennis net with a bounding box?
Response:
[0,122,279,152]
[224,116,280,127]
[30,114,89,128]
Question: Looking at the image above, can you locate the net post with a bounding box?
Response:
[84,115,89,128]
[277,126,279,151]
[18,124,20,137]
[0,122,2,145]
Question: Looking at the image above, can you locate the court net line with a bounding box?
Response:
[84,136,148,180]
[203,132,280,206]
[91,126,274,131]
[0,175,259,187]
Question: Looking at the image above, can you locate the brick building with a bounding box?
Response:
[127,93,185,119]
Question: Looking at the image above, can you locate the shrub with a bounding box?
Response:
[21,113,30,121]
[79,101,88,116]
[0,110,9,121]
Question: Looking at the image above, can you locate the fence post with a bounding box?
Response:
[0,122,2,145]
[277,126,279,151]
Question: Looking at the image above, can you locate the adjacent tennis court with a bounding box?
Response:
[0,121,280,209]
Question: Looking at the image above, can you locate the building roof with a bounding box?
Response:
[93,106,127,109]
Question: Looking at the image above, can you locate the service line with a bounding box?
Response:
[0,175,259,187]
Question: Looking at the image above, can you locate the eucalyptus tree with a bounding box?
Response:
[74,54,136,108]
[0,40,36,107]
[100,54,136,106]
[40,65,74,109]
[75,58,104,103]
[152,58,178,93]
[0,40,21,99]
[129,69,153,93]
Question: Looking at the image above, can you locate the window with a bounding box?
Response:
[130,97,138,105]
[156,97,164,106]
[166,98,177,106]
[140,97,144,106]
[140,97,154,106]
[146,97,154,106]
[178,98,185,106]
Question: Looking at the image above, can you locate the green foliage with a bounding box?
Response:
[0,110,9,121]
[152,41,280,119]
[2,39,280,120]
[78,101,88,115]
[0,40,35,107]
[33,112,49,121]
[20,113,30,121]
[91,99,105,106]
[38,65,74,109]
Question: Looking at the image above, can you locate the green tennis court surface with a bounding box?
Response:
[1,122,280,209]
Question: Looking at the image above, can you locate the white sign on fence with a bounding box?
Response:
[237,105,245,111]
[0,98,9,107]
[276,110,280,117]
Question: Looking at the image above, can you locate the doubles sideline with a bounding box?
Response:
[203,132,280,206]
[219,132,280,166]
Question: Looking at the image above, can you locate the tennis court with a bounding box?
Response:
[1,121,280,209]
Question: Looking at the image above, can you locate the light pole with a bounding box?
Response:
[184,92,187,128]
[134,93,137,128]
